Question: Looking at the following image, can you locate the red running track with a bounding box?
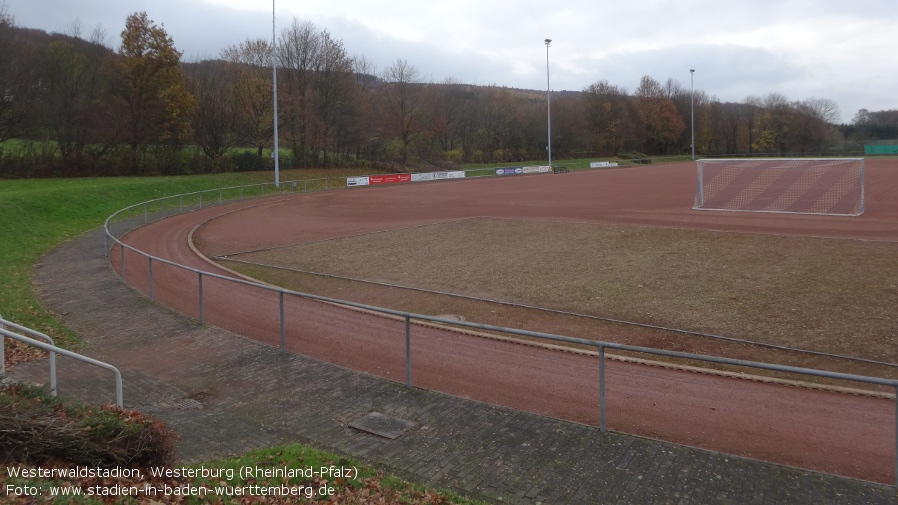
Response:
[112,161,898,484]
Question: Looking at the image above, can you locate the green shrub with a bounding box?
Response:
[230,151,272,172]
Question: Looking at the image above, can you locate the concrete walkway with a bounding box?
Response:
[8,228,897,504]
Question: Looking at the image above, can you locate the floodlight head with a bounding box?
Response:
[545,38,552,45]
[690,68,695,73]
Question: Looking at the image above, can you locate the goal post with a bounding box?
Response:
[694,158,865,216]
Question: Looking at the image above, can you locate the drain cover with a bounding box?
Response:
[175,398,204,410]
[349,412,415,439]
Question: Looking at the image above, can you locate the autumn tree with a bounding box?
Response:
[582,80,635,155]
[756,93,792,155]
[700,98,729,155]
[113,12,195,173]
[634,75,685,154]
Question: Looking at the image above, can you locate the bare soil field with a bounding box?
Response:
[207,159,898,383]
[222,217,898,365]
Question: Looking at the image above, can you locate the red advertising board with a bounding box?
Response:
[368,174,412,185]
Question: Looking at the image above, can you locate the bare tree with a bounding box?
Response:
[278,19,320,166]
[185,59,238,164]
[424,78,473,158]
[37,24,117,172]
[742,95,763,153]
[222,38,273,158]
[378,59,423,162]
[792,97,840,153]
[343,54,377,160]
[634,75,685,154]
[803,97,840,125]
[310,29,354,166]
[0,6,34,144]
[721,101,743,154]
[582,80,634,154]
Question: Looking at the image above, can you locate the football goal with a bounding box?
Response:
[694,158,864,216]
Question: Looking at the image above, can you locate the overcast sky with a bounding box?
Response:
[8,0,897,123]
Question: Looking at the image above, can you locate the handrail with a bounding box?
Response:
[0,322,123,408]
[0,316,56,396]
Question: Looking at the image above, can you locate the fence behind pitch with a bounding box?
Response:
[694,158,864,216]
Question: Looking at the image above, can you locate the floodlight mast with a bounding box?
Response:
[273,0,280,187]
[690,69,695,161]
[545,39,552,169]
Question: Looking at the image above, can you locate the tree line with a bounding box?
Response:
[1,9,896,178]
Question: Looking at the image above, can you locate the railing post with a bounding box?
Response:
[148,257,154,301]
[0,316,5,377]
[599,345,607,433]
[49,347,57,397]
[279,291,285,351]
[198,272,204,324]
[115,371,123,408]
[405,315,412,387]
[143,202,148,224]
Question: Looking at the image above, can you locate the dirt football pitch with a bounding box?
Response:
[204,159,898,384]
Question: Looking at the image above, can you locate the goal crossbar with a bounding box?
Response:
[694,158,864,216]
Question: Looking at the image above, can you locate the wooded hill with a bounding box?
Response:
[1,10,895,178]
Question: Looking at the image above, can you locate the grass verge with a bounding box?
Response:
[0,168,376,353]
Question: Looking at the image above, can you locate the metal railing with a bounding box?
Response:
[103,175,898,487]
[1,316,56,396]
[0,317,123,407]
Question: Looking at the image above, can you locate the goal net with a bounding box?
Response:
[694,158,864,216]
